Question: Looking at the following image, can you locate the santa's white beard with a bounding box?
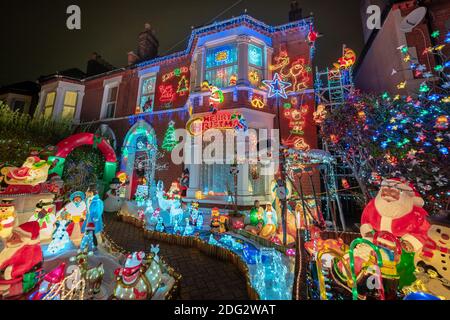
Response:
[374,194,414,218]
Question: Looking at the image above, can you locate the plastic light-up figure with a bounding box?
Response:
[155,217,165,233]
[196,212,204,229]
[80,231,95,252]
[173,218,183,234]
[183,218,194,237]
[47,220,72,256]
[263,73,292,99]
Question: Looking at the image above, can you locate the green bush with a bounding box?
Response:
[0,102,73,166]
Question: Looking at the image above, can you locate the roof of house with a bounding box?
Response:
[0,81,40,95]
[136,14,315,69]
[38,68,87,84]
[83,14,315,82]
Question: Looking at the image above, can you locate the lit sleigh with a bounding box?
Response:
[306,231,411,300]
[0,156,53,194]
[112,251,163,300]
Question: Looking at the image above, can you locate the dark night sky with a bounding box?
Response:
[0,0,364,86]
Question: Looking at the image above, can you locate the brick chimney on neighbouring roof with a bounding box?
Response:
[136,22,159,62]
[86,52,115,77]
[289,1,303,22]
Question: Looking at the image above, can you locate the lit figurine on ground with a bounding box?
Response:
[260,204,277,239]
[81,184,104,249]
[29,199,57,242]
[210,207,221,231]
[58,191,86,246]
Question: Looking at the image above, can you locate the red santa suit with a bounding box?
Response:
[0,222,43,298]
[360,178,430,252]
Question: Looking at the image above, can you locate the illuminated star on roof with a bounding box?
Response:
[263,73,292,99]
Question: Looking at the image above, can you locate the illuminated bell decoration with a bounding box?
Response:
[251,98,265,109]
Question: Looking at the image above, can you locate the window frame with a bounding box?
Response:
[102,84,119,119]
[61,91,78,120]
[43,91,56,119]
[204,43,239,89]
[137,75,157,114]
[247,43,265,88]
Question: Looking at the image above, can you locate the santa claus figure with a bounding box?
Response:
[360,178,430,253]
[0,221,43,298]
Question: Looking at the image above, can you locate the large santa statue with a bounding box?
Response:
[360,178,430,253]
[0,221,43,298]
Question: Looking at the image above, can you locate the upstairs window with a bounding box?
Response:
[103,85,119,119]
[137,76,156,114]
[62,91,78,120]
[43,92,56,119]
[205,44,238,88]
[12,99,26,112]
[248,44,264,87]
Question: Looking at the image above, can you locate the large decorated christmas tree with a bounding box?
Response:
[318,32,449,213]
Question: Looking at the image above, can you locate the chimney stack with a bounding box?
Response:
[136,22,160,62]
[289,1,303,22]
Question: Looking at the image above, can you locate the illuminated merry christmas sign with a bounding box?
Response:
[186,111,244,136]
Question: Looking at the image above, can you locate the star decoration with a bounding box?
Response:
[263,73,292,99]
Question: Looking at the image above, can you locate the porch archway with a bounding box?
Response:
[49,133,118,185]
[121,120,158,200]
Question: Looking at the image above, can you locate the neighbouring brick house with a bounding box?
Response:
[33,14,319,208]
[354,0,450,94]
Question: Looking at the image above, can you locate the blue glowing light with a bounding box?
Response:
[263,73,292,99]
[248,44,263,67]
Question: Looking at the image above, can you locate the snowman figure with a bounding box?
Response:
[417,211,450,282]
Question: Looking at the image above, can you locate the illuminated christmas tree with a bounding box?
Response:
[161,121,178,152]
[177,76,189,96]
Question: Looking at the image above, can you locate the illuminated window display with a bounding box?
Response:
[138,76,156,113]
[205,44,239,88]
